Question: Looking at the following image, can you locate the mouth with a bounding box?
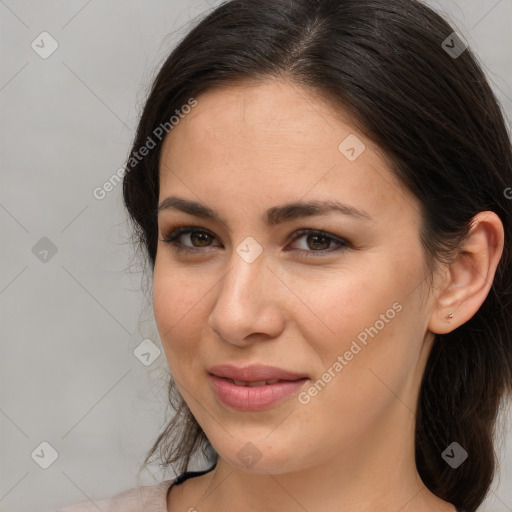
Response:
[208,373,309,411]
[207,363,308,382]
[219,377,308,387]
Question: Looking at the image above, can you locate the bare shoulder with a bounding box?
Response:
[54,479,175,512]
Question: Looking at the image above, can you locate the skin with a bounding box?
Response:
[152,79,504,512]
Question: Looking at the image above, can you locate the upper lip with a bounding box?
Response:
[208,364,308,382]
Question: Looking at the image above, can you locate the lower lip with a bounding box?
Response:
[209,374,308,411]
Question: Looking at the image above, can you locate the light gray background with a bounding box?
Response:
[1,1,511,511]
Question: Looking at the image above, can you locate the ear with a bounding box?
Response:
[428,211,504,335]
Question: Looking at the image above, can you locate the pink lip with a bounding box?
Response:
[207,364,309,411]
[208,364,308,382]
[209,375,308,411]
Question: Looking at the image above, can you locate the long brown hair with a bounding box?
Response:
[122,1,512,510]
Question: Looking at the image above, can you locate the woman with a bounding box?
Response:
[57,0,512,510]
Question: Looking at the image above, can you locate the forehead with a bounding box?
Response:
[158,80,417,223]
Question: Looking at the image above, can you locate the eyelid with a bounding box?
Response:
[285,228,348,251]
[161,225,220,246]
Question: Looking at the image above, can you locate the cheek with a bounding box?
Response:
[290,265,403,356]
[296,265,420,402]
[297,307,415,445]
[152,263,210,374]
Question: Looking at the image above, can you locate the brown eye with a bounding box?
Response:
[287,229,348,256]
[161,226,349,258]
[160,226,220,253]
[188,231,213,247]
[305,233,331,250]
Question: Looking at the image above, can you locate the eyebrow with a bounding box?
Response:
[156,196,372,229]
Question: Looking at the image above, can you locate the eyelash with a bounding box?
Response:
[159,225,350,258]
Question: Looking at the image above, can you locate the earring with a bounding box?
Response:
[447,313,454,319]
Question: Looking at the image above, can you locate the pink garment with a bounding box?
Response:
[54,477,176,511]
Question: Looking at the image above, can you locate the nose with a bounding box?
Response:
[208,249,285,347]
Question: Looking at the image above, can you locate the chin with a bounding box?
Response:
[214,437,306,475]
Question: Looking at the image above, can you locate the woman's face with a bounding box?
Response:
[153,79,438,475]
